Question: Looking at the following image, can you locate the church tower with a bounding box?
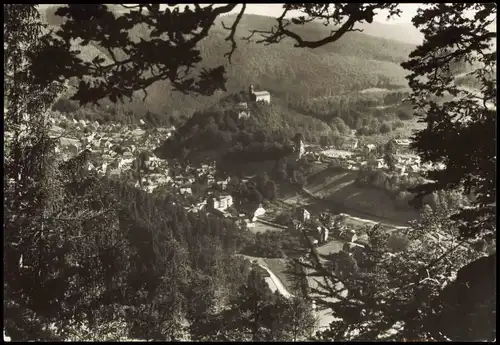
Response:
[249,84,256,101]
[293,133,305,160]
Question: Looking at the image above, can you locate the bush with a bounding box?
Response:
[52,98,80,113]
[397,108,413,120]
[379,122,392,134]
[357,126,372,136]
[396,190,411,204]
[392,120,405,129]
[275,212,293,226]
[388,233,410,253]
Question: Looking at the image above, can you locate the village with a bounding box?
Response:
[32,96,441,238]
[13,91,446,296]
[4,85,467,340]
[303,133,445,176]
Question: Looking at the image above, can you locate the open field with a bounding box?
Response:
[262,258,299,295]
[360,118,427,146]
[248,220,285,234]
[303,166,418,225]
[316,240,345,256]
[321,149,353,158]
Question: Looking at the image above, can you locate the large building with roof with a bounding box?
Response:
[249,85,271,103]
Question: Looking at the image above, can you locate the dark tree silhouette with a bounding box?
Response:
[401,3,496,240]
[399,3,496,341]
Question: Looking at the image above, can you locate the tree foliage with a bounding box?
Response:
[401,3,496,240]
[33,3,403,106]
[286,3,496,342]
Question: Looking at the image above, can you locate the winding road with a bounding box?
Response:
[255,260,339,333]
[258,263,294,299]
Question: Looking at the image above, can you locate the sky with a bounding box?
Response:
[38,4,421,25]
[224,3,421,24]
[40,3,493,28]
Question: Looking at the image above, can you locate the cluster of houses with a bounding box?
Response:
[49,114,174,172]
[292,207,367,250]
[47,112,271,230]
[303,136,443,176]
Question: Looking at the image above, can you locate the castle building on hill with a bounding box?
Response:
[235,102,250,120]
[249,85,271,103]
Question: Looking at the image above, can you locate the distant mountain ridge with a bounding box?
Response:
[354,21,424,45]
[40,6,417,122]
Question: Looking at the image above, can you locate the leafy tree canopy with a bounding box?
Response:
[401,3,496,240]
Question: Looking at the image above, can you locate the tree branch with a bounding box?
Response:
[222,4,246,63]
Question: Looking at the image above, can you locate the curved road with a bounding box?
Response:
[256,261,338,333]
[257,263,294,299]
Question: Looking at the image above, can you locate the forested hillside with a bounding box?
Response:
[5,146,312,340]
[155,91,330,162]
[42,6,415,126]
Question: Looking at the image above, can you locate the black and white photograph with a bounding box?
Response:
[4,3,496,342]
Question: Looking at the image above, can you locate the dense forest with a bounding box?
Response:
[153,87,417,168]
[155,92,305,162]
[5,143,315,341]
[287,89,414,136]
[42,6,414,126]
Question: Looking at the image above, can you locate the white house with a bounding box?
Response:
[179,186,192,195]
[341,229,358,242]
[209,195,233,211]
[296,207,311,222]
[317,226,329,244]
[395,164,407,176]
[342,138,359,150]
[253,91,271,103]
[251,204,266,222]
[393,138,411,147]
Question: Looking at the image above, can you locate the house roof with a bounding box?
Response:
[253,91,270,96]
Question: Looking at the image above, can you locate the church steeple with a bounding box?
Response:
[248,84,255,98]
[292,133,305,159]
